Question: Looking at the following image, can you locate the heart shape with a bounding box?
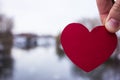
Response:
[61,23,117,72]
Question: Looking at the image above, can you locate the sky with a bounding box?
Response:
[1,0,99,35]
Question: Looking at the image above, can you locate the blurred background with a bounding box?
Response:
[0,0,120,80]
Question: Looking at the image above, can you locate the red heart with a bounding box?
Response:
[61,23,117,72]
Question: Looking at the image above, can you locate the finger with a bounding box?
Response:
[96,0,113,24]
[105,0,120,33]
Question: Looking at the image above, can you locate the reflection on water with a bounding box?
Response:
[55,34,65,59]
[72,58,120,80]
[0,32,120,80]
[0,32,13,80]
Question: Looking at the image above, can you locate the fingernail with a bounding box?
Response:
[105,18,120,32]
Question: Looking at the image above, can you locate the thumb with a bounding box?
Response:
[105,0,120,33]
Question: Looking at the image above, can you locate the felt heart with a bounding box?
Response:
[61,23,117,72]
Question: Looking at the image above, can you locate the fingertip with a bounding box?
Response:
[105,24,118,33]
[105,18,120,33]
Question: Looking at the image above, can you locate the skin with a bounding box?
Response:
[96,0,120,33]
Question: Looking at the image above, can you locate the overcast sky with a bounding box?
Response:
[1,0,99,35]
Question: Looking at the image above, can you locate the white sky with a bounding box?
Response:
[1,0,99,35]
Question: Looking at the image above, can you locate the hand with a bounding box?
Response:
[96,0,120,33]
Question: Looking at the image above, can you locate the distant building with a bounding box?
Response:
[14,33,38,49]
[0,14,13,33]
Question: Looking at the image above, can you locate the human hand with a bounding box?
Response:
[96,0,120,33]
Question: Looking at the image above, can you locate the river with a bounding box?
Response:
[0,36,120,80]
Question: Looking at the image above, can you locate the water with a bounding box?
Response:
[12,47,74,80]
[1,46,119,80]
[0,34,120,80]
